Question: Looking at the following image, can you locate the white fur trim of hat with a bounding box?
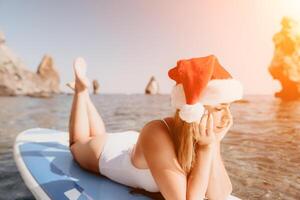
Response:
[171,79,243,122]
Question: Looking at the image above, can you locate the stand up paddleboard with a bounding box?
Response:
[14,128,151,200]
[14,128,241,200]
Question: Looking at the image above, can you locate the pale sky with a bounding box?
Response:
[0,0,300,94]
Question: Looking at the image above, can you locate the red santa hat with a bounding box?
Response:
[168,55,243,123]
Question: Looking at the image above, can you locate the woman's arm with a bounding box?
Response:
[186,112,215,200]
[206,142,232,200]
[138,121,187,200]
[186,145,214,200]
[206,105,233,199]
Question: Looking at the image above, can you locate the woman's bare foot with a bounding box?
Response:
[73,57,90,92]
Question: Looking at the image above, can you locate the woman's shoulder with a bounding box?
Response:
[139,117,174,143]
[144,117,173,131]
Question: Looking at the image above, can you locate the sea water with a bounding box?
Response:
[0,94,299,200]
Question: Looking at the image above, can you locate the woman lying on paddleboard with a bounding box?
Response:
[67,55,243,200]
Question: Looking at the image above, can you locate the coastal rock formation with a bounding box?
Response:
[0,32,60,97]
[269,17,300,100]
[145,76,159,94]
[92,80,100,94]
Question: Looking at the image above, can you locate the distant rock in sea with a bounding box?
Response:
[145,76,159,95]
[92,80,100,94]
[269,17,300,100]
[0,31,60,97]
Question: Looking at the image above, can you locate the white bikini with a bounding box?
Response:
[98,119,170,192]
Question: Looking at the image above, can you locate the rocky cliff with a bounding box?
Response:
[0,32,60,97]
[145,76,159,95]
[269,17,300,100]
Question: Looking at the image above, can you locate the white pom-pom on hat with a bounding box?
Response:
[179,103,204,123]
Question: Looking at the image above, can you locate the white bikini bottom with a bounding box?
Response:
[98,131,159,192]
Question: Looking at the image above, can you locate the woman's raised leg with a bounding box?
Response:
[69,58,90,146]
[68,58,106,173]
[67,81,106,138]
[85,94,106,137]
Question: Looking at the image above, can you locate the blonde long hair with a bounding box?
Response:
[171,109,200,174]
[172,104,232,174]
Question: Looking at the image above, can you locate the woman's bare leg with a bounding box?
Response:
[68,90,77,146]
[68,58,106,173]
[67,81,106,138]
[69,58,90,146]
[85,94,106,137]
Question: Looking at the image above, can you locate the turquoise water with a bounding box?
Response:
[0,94,299,200]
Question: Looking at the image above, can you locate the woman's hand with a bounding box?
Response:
[197,111,216,147]
[214,105,233,142]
